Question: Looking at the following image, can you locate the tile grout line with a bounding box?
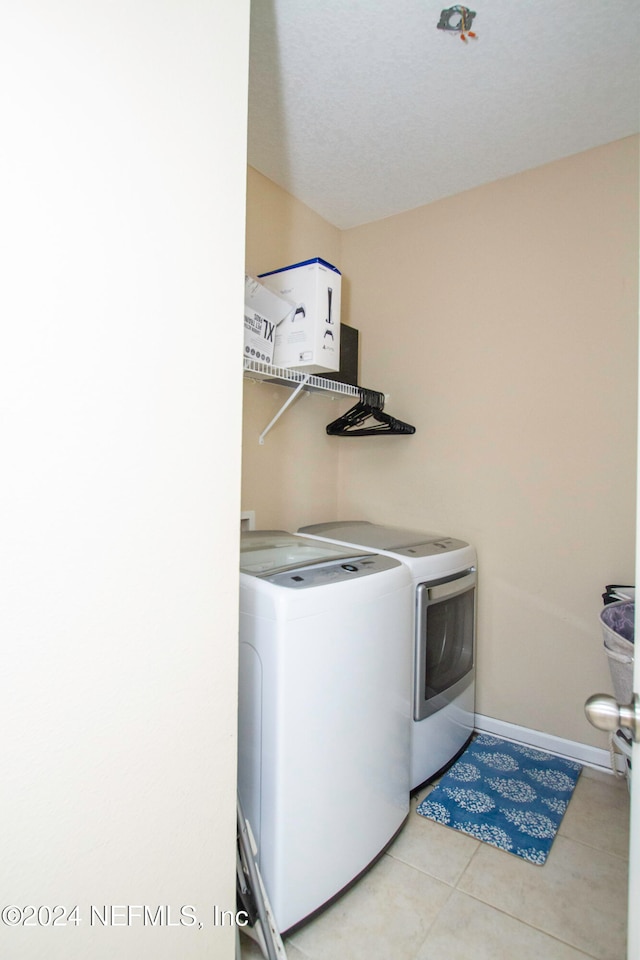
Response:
[556,830,630,863]
[443,887,603,960]
[404,880,462,960]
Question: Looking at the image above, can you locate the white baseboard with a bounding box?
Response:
[474,714,624,775]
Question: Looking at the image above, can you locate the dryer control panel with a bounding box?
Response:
[392,537,469,558]
[298,521,469,558]
[263,553,400,588]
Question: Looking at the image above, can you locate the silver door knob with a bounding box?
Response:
[584,693,640,742]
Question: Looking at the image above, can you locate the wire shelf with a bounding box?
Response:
[243,358,360,398]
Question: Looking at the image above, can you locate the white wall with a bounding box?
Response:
[339,138,638,749]
[1,4,248,959]
[242,166,345,530]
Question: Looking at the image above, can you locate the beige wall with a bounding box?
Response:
[243,137,639,750]
[2,5,249,959]
[242,167,345,531]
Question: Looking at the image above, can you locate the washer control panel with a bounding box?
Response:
[263,553,400,588]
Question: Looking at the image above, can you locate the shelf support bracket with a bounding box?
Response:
[259,376,310,444]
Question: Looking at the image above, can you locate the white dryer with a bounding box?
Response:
[238,530,412,934]
[298,521,477,790]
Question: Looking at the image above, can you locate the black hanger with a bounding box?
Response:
[326,388,416,437]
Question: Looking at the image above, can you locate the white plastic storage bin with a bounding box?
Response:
[599,599,634,784]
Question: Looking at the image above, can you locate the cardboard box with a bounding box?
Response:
[244,275,295,365]
[258,258,341,373]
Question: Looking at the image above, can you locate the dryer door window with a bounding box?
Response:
[415,570,475,721]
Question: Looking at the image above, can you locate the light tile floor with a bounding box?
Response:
[239,764,630,960]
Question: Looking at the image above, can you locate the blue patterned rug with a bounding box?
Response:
[416,734,582,864]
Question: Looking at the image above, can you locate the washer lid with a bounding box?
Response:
[240,530,368,576]
[298,520,469,557]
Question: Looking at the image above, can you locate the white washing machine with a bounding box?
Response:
[298,521,477,791]
[238,530,412,934]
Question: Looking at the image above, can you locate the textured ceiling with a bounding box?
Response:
[248,0,640,229]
